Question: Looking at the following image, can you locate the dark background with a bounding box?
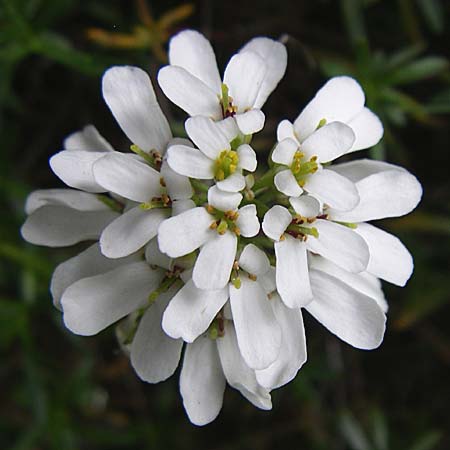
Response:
[1,0,449,449]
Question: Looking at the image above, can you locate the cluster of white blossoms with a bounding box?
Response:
[21,30,422,425]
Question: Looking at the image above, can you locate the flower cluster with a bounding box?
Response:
[21,30,422,426]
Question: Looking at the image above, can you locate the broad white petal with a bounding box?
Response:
[208,185,242,211]
[301,122,355,162]
[93,152,161,202]
[237,144,257,172]
[230,276,282,370]
[262,205,291,241]
[193,232,237,290]
[275,237,313,308]
[185,116,230,159]
[217,321,272,410]
[289,195,320,218]
[216,172,246,192]
[271,138,298,165]
[277,119,296,142]
[235,109,265,134]
[21,205,118,247]
[61,262,164,335]
[294,76,365,142]
[100,206,169,258]
[223,52,267,111]
[256,294,307,389]
[159,161,193,200]
[306,219,369,273]
[64,125,114,152]
[347,107,383,152]
[158,66,222,119]
[304,169,359,211]
[355,223,413,286]
[240,37,287,108]
[162,280,228,342]
[166,145,214,179]
[306,270,386,349]
[157,207,213,257]
[168,30,221,93]
[330,158,406,182]
[102,66,172,152]
[274,169,303,197]
[239,243,270,276]
[50,150,107,193]
[131,291,183,383]
[180,337,226,426]
[236,204,260,237]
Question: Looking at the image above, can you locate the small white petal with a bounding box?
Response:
[275,237,313,308]
[61,262,164,335]
[157,207,213,257]
[259,266,276,295]
[235,109,265,134]
[193,232,237,290]
[172,199,196,216]
[306,270,386,350]
[216,172,246,192]
[64,125,114,152]
[145,238,172,270]
[180,337,226,426]
[208,185,242,211]
[271,138,298,165]
[230,276,282,370]
[304,169,359,211]
[102,66,172,152]
[158,66,222,119]
[347,107,383,152]
[237,144,257,172]
[262,205,291,241]
[289,195,321,217]
[162,280,228,342]
[159,161,193,200]
[274,169,303,197]
[330,158,405,182]
[239,243,270,276]
[277,120,296,142]
[93,152,161,202]
[166,145,214,179]
[236,204,260,237]
[216,117,240,142]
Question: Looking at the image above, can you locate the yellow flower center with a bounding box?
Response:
[214,150,239,181]
[290,151,319,187]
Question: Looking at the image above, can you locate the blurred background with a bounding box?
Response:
[1,0,449,448]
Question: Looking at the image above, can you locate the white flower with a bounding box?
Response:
[167,116,257,192]
[158,185,259,290]
[158,30,287,134]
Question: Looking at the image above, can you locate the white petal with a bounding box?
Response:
[216,172,246,192]
[61,262,164,335]
[25,189,109,214]
[304,169,359,211]
[93,152,161,202]
[294,76,365,142]
[180,337,226,426]
[158,66,222,119]
[271,138,298,165]
[21,205,118,247]
[235,109,265,134]
[277,119,296,142]
[306,219,369,273]
[50,150,107,193]
[259,266,276,295]
[289,195,320,217]
[240,37,287,108]
[100,206,169,258]
[166,145,214,179]
[185,116,230,159]
[239,243,270,276]
[330,158,406,182]
[168,30,221,93]
[102,66,172,152]
[157,207,213,257]
[306,270,386,350]
[217,321,272,410]
[131,292,183,383]
[64,125,114,152]
[330,169,423,222]
[162,280,228,342]
[230,276,282,370]
[274,169,303,197]
[347,107,383,152]
[262,205,291,241]
[193,232,237,290]
[275,237,313,308]
[145,238,172,270]
[208,185,242,211]
[301,122,355,162]
[216,117,240,142]
[236,204,260,237]
[355,223,413,286]
[256,294,307,389]
[159,160,193,200]
[237,144,257,172]
[223,52,267,111]
[50,243,138,309]
[172,198,195,216]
